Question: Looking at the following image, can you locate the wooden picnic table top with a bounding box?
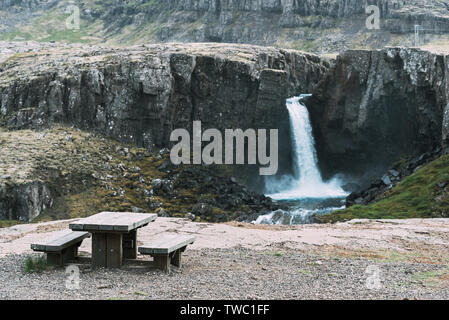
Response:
[69,212,157,233]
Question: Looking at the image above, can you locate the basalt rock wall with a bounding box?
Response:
[307,47,449,188]
[0,42,329,194]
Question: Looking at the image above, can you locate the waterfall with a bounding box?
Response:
[257,96,347,224]
[288,95,325,190]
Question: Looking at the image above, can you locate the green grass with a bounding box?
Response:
[24,255,49,273]
[0,220,22,228]
[264,251,283,257]
[410,267,449,287]
[320,154,449,223]
[298,269,313,275]
[0,4,98,44]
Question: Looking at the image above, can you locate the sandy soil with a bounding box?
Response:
[2,217,449,257]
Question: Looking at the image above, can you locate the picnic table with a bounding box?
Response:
[69,212,157,268]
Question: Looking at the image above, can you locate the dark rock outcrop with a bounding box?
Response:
[307,48,449,188]
[0,42,329,193]
[0,42,328,150]
[0,181,52,221]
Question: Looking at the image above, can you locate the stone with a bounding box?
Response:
[149,199,163,210]
[437,181,447,188]
[157,160,171,172]
[192,203,212,217]
[151,179,162,190]
[157,208,170,217]
[381,175,392,186]
[388,170,400,178]
[184,213,196,221]
[0,181,52,221]
[161,179,174,193]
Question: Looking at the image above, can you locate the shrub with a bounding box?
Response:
[24,255,49,273]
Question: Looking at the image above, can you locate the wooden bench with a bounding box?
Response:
[138,234,195,273]
[31,231,91,266]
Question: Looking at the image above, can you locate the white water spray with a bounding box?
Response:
[266,95,347,200]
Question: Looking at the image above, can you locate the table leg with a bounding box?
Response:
[92,233,107,267]
[123,230,137,259]
[106,233,123,268]
[92,233,123,268]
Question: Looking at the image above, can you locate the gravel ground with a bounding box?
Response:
[0,248,448,300]
[1,218,449,300]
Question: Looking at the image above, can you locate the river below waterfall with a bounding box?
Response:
[257,95,348,225]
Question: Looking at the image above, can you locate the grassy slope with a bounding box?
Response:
[0,220,23,228]
[320,155,449,223]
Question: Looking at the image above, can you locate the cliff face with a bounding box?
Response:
[0,42,328,221]
[1,0,449,53]
[0,42,328,148]
[307,48,449,186]
[88,0,449,51]
[101,0,449,41]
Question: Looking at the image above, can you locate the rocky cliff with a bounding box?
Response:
[1,0,449,53]
[3,41,449,221]
[0,42,327,149]
[0,41,328,221]
[307,47,449,188]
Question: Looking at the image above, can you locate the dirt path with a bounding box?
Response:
[2,217,449,257]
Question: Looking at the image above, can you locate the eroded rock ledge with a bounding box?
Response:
[0,42,328,149]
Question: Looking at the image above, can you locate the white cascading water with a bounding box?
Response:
[268,95,346,200]
[257,95,347,224]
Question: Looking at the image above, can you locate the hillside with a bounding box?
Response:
[1,0,449,53]
[320,154,449,222]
